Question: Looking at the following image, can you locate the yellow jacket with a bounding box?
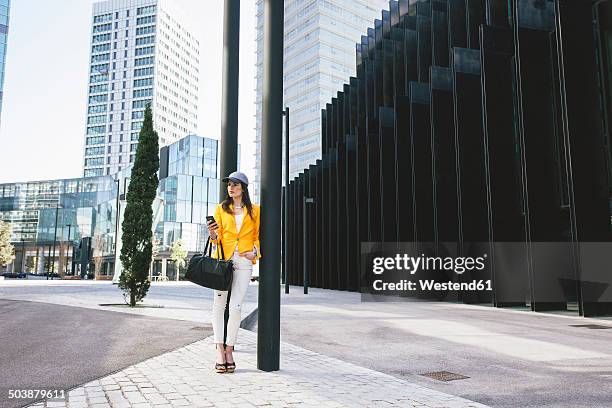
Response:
[210,203,262,264]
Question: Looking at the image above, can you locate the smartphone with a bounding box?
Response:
[206,215,217,226]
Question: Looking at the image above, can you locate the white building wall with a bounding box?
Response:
[84,0,199,178]
[252,0,389,203]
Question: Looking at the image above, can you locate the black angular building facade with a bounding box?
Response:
[284,0,612,317]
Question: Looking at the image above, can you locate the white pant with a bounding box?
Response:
[211,249,253,346]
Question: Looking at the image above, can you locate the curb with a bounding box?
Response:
[240,306,258,330]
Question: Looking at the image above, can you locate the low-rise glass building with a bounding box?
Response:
[114,134,229,281]
[1,134,233,281]
[0,177,118,279]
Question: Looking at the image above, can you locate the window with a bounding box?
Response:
[132,121,143,130]
[85,168,104,177]
[133,78,153,88]
[135,35,155,46]
[130,143,138,152]
[93,23,112,33]
[85,157,104,167]
[89,84,108,94]
[86,125,106,134]
[137,15,156,25]
[136,25,156,36]
[88,105,107,114]
[132,110,145,119]
[92,33,111,43]
[85,146,105,156]
[133,88,153,98]
[130,155,135,163]
[93,13,112,23]
[90,73,109,83]
[135,56,154,66]
[131,132,140,141]
[88,94,108,104]
[92,43,110,53]
[87,115,106,125]
[137,5,156,15]
[91,53,110,63]
[86,136,105,145]
[132,99,152,109]
[135,46,155,56]
[134,67,154,77]
[90,63,109,74]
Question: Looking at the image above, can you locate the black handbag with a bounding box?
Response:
[186,236,234,291]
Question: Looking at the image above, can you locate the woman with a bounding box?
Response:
[206,171,261,374]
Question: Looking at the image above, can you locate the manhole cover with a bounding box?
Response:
[421,371,470,382]
[570,324,612,330]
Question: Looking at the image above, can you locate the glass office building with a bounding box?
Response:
[0,177,118,279]
[84,0,200,178]
[115,135,226,281]
[1,135,226,281]
[0,0,10,125]
[252,0,389,202]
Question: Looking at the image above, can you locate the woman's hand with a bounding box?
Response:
[207,220,218,239]
[239,250,256,261]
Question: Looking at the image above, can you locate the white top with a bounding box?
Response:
[235,212,244,234]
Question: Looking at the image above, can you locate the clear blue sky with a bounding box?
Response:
[0,0,256,183]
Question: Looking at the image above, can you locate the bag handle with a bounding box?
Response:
[203,230,226,260]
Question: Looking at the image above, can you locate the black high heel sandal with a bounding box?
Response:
[225,361,236,373]
[215,344,227,373]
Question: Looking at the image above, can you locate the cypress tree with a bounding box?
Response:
[118,104,159,306]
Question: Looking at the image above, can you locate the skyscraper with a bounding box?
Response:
[0,0,10,126]
[84,0,199,177]
[252,0,389,202]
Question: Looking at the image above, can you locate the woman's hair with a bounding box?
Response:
[221,182,254,219]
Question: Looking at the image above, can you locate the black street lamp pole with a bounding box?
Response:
[21,238,25,273]
[283,107,289,294]
[113,179,120,279]
[303,197,314,294]
[258,0,284,372]
[51,204,60,279]
[219,0,240,194]
[219,0,240,349]
[66,224,72,274]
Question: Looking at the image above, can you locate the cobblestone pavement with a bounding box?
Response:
[27,329,489,408]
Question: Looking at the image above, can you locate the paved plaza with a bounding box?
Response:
[1,280,611,407]
[25,329,488,408]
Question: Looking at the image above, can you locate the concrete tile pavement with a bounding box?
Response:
[25,329,489,408]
